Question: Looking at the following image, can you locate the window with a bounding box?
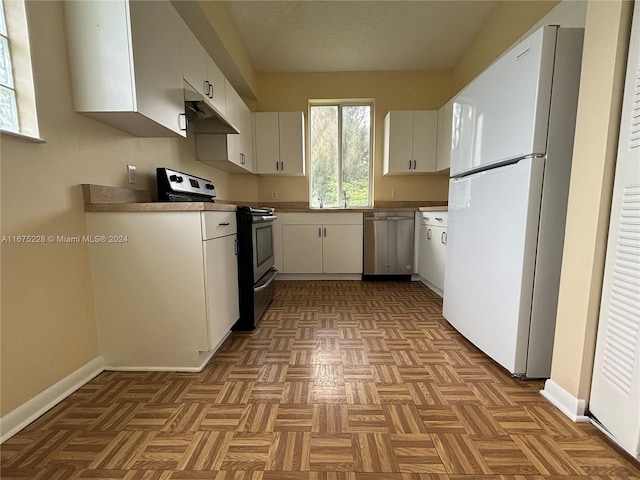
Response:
[310,102,372,208]
[0,0,18,132]
[0,0,39,139]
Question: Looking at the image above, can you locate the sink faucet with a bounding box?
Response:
[343,190,348,208]
[317,196,323,208]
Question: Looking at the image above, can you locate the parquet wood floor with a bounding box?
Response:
[2,281,639,480]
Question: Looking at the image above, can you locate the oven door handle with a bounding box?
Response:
[254,268,278,292]
[253,215,278,223]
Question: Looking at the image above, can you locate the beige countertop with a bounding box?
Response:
[84,202,237,213]
[82,185,447,213]
[418,206,448,212]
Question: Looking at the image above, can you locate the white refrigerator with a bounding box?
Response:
[442,26,584,378]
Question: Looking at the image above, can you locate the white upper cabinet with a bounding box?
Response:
[255,112,306,176]
[195,82,253,173]
[436,99,454,172]
[383,110,438,174]
[64,1,186,137]
[180,21,226,117]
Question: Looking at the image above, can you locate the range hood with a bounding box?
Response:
[183,81,240,134]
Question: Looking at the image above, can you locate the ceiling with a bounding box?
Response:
[224,1,499,73]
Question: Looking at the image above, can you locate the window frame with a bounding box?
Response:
[0,0,41,141]
[0,0,20,133]
[308,100,374,208]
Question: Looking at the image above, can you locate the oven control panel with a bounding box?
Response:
[157,168,216,201]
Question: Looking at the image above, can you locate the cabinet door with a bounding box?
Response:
[180,21,207,98]
[412,110,438,172]
[130,1,185,136]
[436,99,453,171]
[224,83,243,167]
[323,224,363,273]
[206,56,226,116]
[384,111,414,174]
[255,112,280,174]
[422,226,438,287]
[282,225,323,273]
[418,221,429,277]
[431,226,447,292]
[279,112,306,176]
[241,104,254,173]
[204,234,239,349]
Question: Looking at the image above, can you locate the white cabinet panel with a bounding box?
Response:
[436,99,453,172]
[85,211,238,369]
[65,0,185,137]
[322,224,364,274]
[255,112,305,175]
[417,212,448,296]
[204,234,239,349]
[180,21,226,118]
[281,214,363,274]
[384,110,437,174]
[282,225,323,273]
[195,84,253,173]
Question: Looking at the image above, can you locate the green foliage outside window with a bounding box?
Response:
[310,103,371,208]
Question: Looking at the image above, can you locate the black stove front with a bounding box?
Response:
[234,206,278,330]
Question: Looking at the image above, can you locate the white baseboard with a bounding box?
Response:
[1,356,104,443]
[540,378,590,423]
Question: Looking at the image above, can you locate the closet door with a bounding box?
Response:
[590,0,640,461]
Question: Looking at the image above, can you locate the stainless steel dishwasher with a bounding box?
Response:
[363,211,415,278]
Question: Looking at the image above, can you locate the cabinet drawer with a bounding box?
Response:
[421,211,448,227]
[202,211,237,240]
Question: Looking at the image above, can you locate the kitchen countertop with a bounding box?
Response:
[240,201,447,213]
[82,184,236,212]
[418,206,448,212]
[82,185,447,213]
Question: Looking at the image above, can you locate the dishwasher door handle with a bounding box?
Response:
[387,216,414,221]
[364,216,388,221]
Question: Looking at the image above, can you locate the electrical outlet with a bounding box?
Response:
[269,191,278,199]
[392,189,398,198]
[127,165,137,184]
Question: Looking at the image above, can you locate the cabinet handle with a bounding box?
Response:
[204,80,209,96]
[240,153,245,165]
[408,160,412,170]
[280,161,284,171]
[178,113,187,131]
[234,238,238,256]
[318,227,322,237]
[209,83,214,98]
[323,227,327,237]
[435,217,443,221]
[219,222,230,226]
[276,161,280,171]
[441,231,447,245]
[427,228,432,240]
[413,160,417,170]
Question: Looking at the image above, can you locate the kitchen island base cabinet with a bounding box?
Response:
[85,211,238,371]
[280,213,363,276]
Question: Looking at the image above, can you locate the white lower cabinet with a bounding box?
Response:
[417,211,448,296]
[281,213,363,274]
[85,210,238,370]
